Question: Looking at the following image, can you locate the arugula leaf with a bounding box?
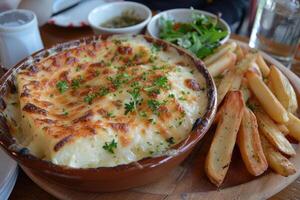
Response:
[159,13,227,59]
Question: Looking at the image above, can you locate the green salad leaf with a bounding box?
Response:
[159,13,228,59]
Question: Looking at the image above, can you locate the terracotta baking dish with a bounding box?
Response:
[0,35,217,192]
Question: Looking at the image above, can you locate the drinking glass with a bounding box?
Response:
[249,0,300,68]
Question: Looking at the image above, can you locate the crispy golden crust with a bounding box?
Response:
[16,35,208,165]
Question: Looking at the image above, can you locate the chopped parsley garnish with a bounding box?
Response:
[124,87,142,115]
[166,137,175,145]
[151,44,161,53]
[107,112,115,118]
[62,108,68,116]
[84,93,97,104]
[98,87,109,97]
[151,65,164,70]
[75,66,81,72]
[95,70,100,77]
[108,73,131,89]
[56,80,69,93]
[147,99,163,115]
[147,88,161,96]
[84,87,109,104]
[124,101,135,115]
[71,79,81,89]
[103,139,117,154]
[153,76,169,89]
[168,93,175,98]
[179,96,187,101]
[176,118,185,127]
[139,111,148,117]
[148,118,156,124]
[144,76,170,96]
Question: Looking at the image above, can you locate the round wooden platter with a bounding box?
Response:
[21,41,300,200]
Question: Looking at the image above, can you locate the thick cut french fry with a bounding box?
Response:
[204,42,237,65]
[248,62,262,78]
[266,78,275,93]
[237,108,268,176]
[217,70,238,105]
[246,71,289,123]
[205,91,244,186]
[285,112,300,142]
[256,54,270,77]
[254,110,296,156]
[269,65,298,113]
[260,134,296,177]
[207,52,236,77]
[234,45,245,62]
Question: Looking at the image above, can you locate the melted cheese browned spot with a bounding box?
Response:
[14,35,208,168]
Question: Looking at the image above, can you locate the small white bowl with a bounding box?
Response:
[88,1,152,34]
[147,9,231,44]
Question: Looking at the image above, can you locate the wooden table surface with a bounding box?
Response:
[8,24,300,200]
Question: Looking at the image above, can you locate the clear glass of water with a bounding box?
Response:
[249,0,300,68]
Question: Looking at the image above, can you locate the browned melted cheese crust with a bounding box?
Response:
[15,35,208,168]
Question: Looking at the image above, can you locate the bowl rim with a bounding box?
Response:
[88,1,152,32]
[146,8,231,45]
[0,34,217,176]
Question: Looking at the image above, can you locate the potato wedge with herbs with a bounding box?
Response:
[217,70,239,105]
[260,134,296,177]
[254,110,295,156]
[269,65,298,113]
[285,112,300,142]
[237,108,268,176]
[240,78,252,102]
[207,52,236,77]
[246,71,289,123]
[276,124,289,136]
[205,91,244,186]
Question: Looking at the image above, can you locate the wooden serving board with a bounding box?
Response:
[21,41,300,200]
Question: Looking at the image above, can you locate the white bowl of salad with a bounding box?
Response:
[147,9,231,59]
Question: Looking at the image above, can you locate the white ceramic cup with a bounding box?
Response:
[0,9,44,69]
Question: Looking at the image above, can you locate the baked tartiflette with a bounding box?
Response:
[13,35,209,168]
